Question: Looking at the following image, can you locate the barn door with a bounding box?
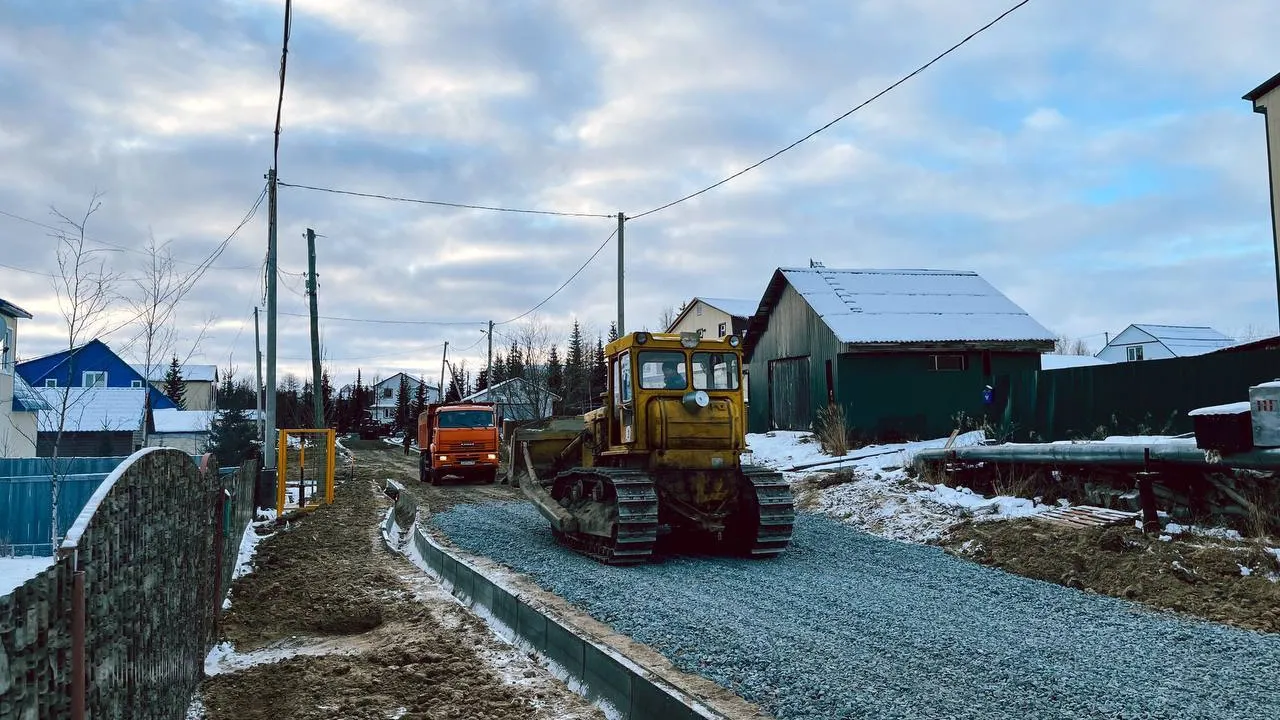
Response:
[769,356,811,431]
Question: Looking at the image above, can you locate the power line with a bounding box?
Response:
[276,181,615,219]
[497,227,617,325]
[278,311,486,326]
[272,0,292,174]
[627,0,1034,220]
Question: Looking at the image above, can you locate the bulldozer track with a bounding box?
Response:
[737,466,795,558]
[551,468,659,565]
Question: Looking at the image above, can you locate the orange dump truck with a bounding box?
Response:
[417,402,500,484]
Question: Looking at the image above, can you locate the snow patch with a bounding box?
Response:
[0,556,55,596]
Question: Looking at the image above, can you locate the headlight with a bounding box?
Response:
[438,455,448,462]
[486,453,497,460]
[634,331,650,344]
[680,331,699,348]
[727,335,741,347]
[682,390,710,411]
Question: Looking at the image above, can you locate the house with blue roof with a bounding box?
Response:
[16,339,177,411]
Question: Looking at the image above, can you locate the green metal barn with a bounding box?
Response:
[744,267,1056,441]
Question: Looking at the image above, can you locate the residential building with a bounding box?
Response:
[744,267,1055,439]
[17,339,177,411]
[460,377,561,423]
[149,408,215,453]
[32,386,147,456]
[370,373,439,425]
[1,298,38,457]
[130,362,219,410]
[1094,325,1235,363]
[1244,71,1280,331]
[665,297,758,340]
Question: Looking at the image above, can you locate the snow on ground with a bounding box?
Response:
[0,556,55,596]
[747,430,1048,543]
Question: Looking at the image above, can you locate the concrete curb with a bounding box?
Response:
[377,488,729,720]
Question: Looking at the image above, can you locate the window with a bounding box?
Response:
[929,355,966,372]
[614,352,633,403]
[717,322,727,337]
[638,351,688,390]
[695,305,703,316]
[131,380,144,388]
[1127,346,1144,362]
[436,410,495,428]
[0,326,11,375]
[83,371,107,387]
[382,387,393,399]
[692,352,740,390]
[45,378,57,388]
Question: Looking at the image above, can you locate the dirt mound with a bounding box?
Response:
[943,519,1280,633]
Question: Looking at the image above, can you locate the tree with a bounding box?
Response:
[1053,335,1091,356]
[446,361,471,402]
[491,352,507,385]
[506,340,525,380]
[565,320,587,413]
[42,192,120,550]
[395,374,412,431]
[590,335,607,407]
[207,407,256,468]
[608,321,618,343]
[412,376,427,419]
[546,344,563,413]
[162,354,187,409]
[474,368,490,393]
[216,366,257,412]
[321,368,334,427]
[657,301,687,331]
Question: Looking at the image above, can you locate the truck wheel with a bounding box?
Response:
[484,468,499,485]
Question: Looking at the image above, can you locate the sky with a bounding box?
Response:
[1,0,1278,389]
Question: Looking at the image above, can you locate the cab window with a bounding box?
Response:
[436,410,495,428]
[638,351,688,390]
[692,352,739,390]
[615,351,633,403]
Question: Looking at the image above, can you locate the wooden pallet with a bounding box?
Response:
[1036,505,1137,529]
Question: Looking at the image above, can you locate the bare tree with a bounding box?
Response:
[45,192,121,549]
[1052,335,1091,356]
[506,317,560,421]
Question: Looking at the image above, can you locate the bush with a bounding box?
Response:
[814,403,850,457]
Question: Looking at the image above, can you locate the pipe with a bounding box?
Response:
[914,441,1280,472]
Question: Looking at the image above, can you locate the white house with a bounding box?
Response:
[1,297,39,457]
[666,297,758,339]
[460,377,561,423]
[130,362,219,410]
[149,408,215,453]
[1095,324,1235,363]
[371,373,439,424]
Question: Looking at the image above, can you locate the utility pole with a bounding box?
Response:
[439,342,450,403]
[306,228,324,430]
[254,306,264,442]
[617,212,625,335]
[486,320,494,388]
[265,168,278,470]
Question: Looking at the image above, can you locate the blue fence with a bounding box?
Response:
[0,455,202,555]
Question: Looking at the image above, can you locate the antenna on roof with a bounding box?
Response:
[809,259,824,268]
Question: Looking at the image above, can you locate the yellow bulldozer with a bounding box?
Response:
[509,330,794,565]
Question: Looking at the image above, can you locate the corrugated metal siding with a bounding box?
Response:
[0,456,129,477]
[1,473,110,554]
[747,282,843,432]
[36,431,136,457]
[838,351,1040,441]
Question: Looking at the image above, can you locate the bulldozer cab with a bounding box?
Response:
[597,330,746,470]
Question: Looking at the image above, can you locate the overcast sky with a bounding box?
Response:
[2,0,1278,388]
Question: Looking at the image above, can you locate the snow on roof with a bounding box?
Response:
[461,376,562,402]
[152,409,215,433]
[1130,324,1235,357]
[697,297,759,319]
[32,387,146,432]
[129,363,218,382]
[12,375,51,412]
[777,268,1055,345]
[1187,401,1250,417]
[1040,354,1110,370]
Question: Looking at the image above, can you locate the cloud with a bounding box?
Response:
[1,0,1278,386]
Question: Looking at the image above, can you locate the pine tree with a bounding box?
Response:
[207,407,256,467]
[608,321,618,343]
[491,353,507,385]
[590,336,607,407]
[546,344,563,413]
[413,376,427,420]
[321,369,334,427]
[506,340,524,380]
[395,374,411,431]
[474,368,489,393]
[566,320,586,413]
[162,355,186,410]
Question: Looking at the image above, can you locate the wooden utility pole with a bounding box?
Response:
[265,168,278,468]
[486,321,494,388]
[254,306,264,442]
[616,212,625,335]
[306,228,324,429]
[440,341,449,403]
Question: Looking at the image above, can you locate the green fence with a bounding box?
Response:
[997,347,1280,441]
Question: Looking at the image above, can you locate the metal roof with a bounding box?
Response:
[1128,324,1234,357]
[0,298,33,320]
[31,386,147,432]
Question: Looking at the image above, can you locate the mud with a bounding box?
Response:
[942,519,1280,634]
[196,445,603,720]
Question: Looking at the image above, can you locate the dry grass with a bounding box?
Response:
[813,403,850,457]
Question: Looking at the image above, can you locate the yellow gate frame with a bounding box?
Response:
[276,428,336,516]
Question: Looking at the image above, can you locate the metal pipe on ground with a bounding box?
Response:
[913,442,1280,472]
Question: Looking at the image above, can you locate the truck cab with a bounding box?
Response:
[417,402,500,484]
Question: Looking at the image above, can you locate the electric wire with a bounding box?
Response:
[495,227,617,326]
[627,0,1034,220]
[276,181,614,219]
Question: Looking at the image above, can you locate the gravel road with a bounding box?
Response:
[431,502,1280,720]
